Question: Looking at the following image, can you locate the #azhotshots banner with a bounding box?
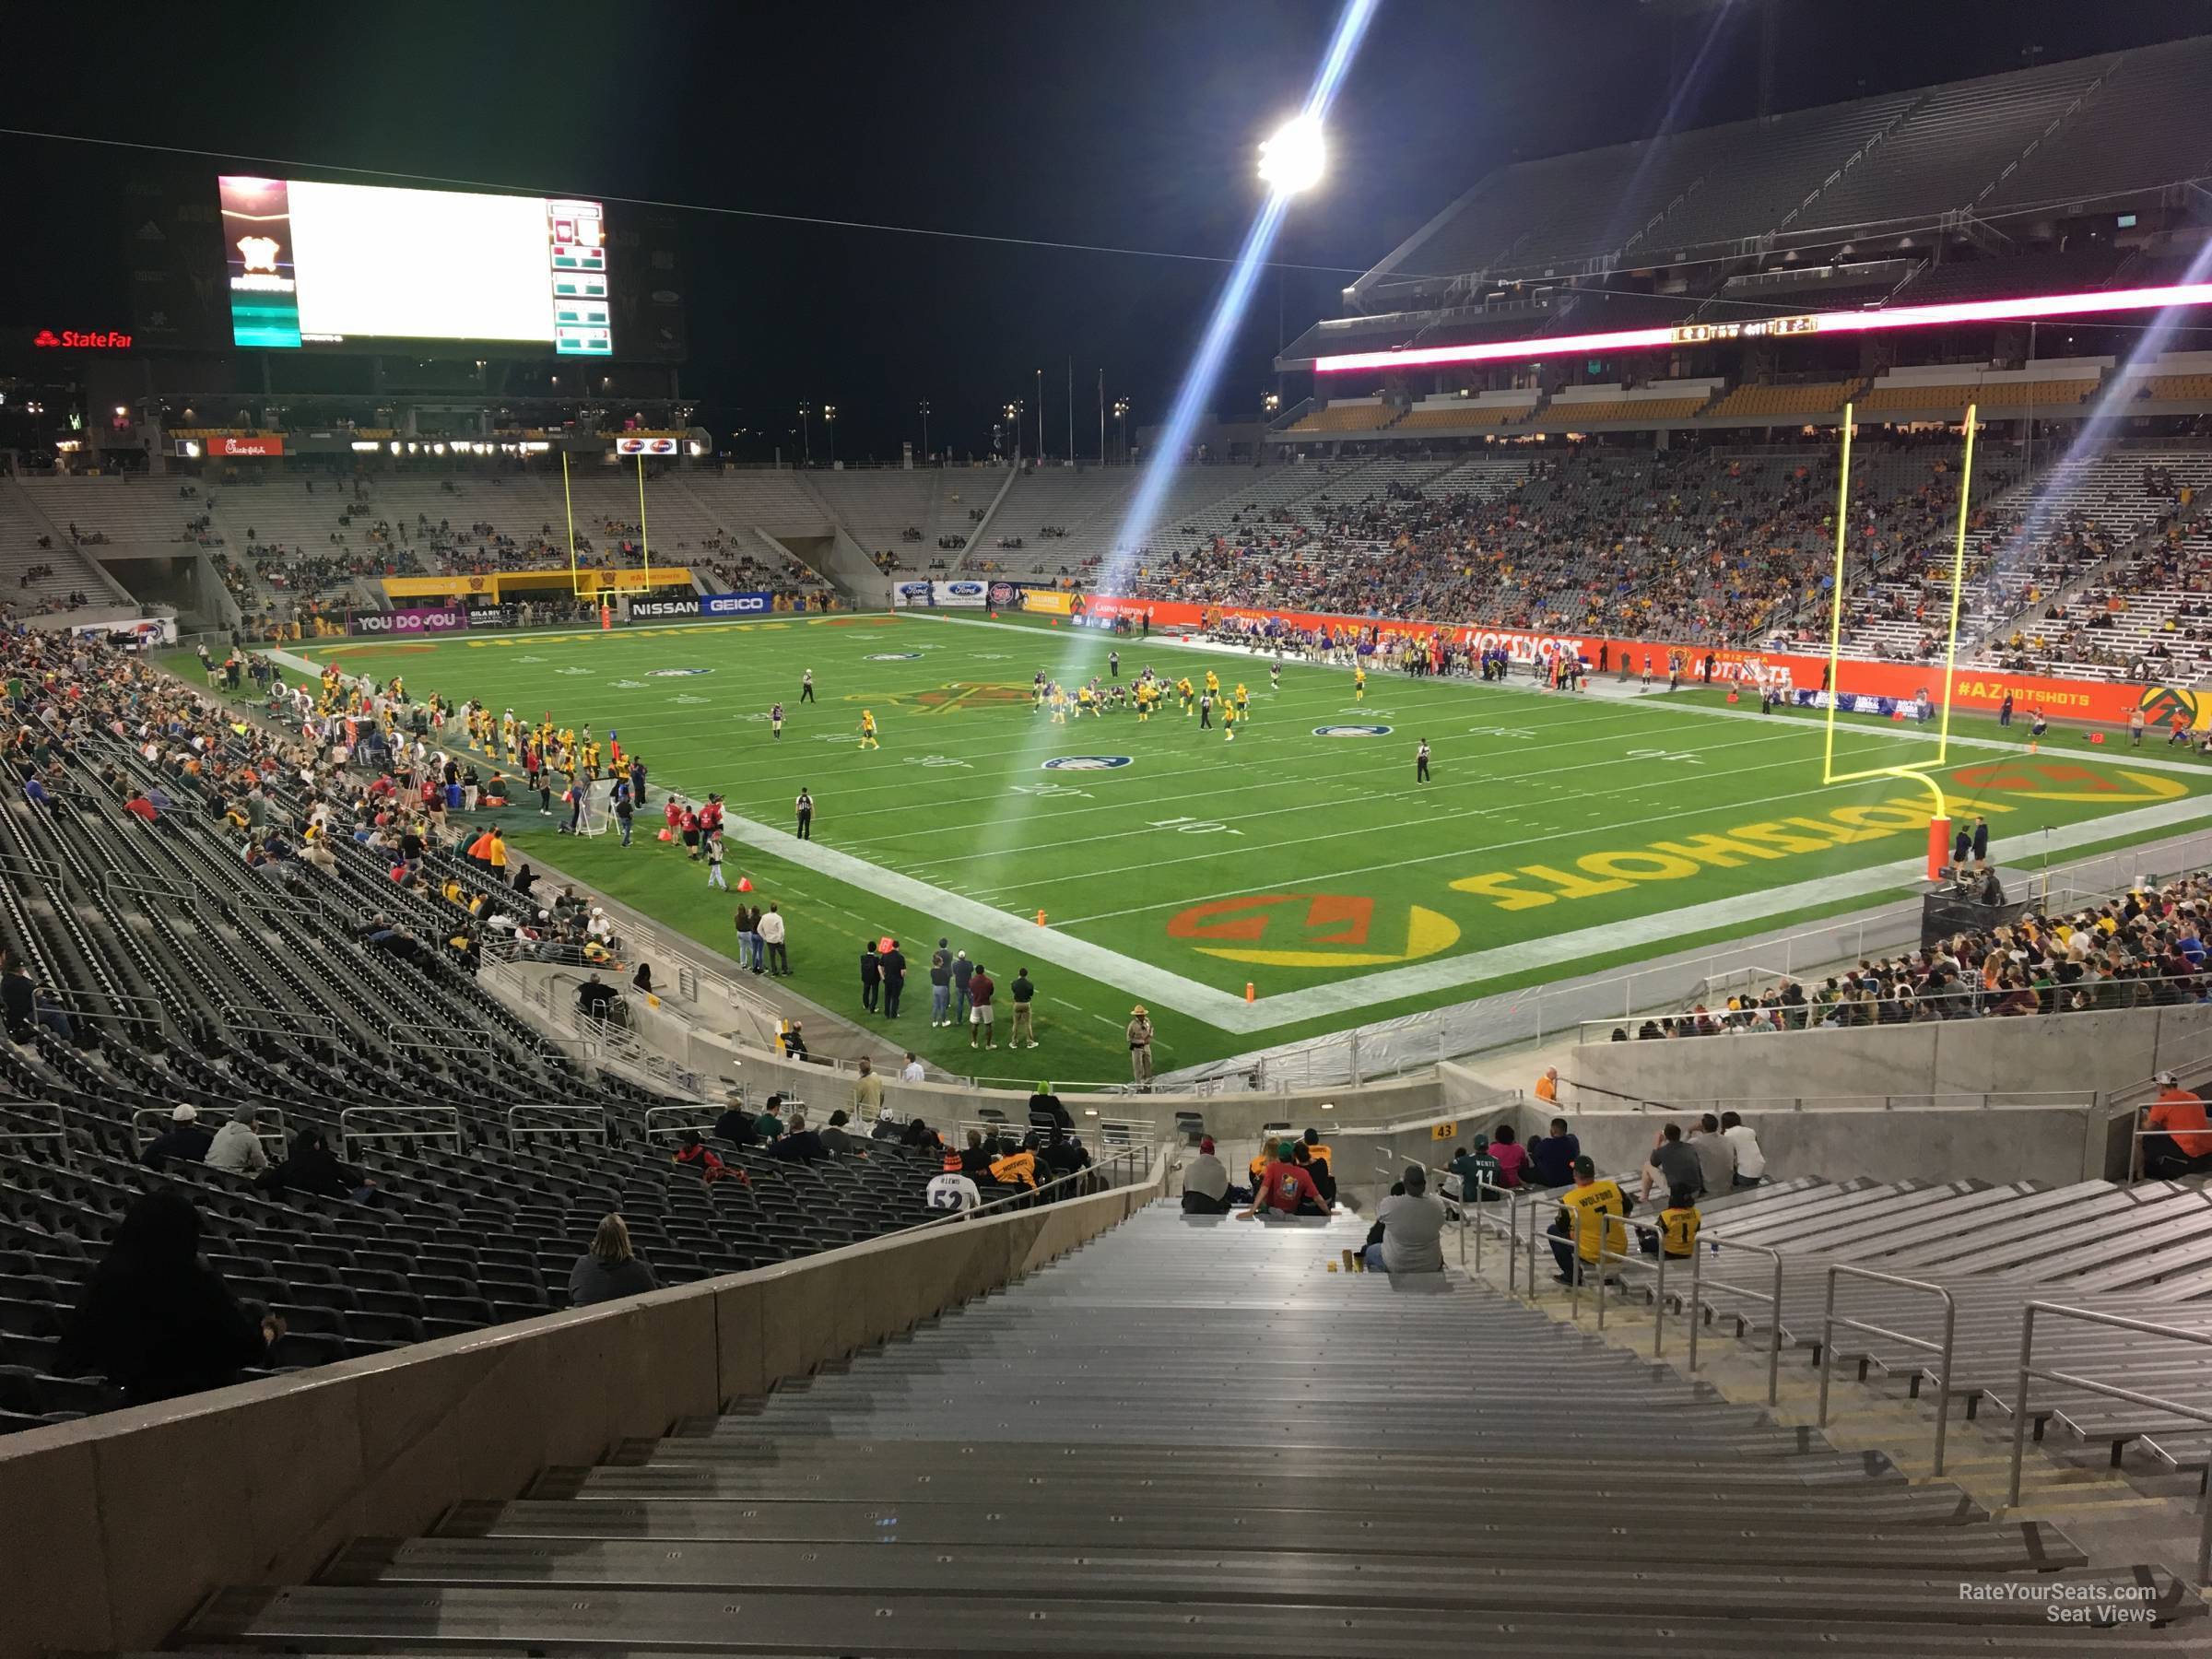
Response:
[347,605,468,636]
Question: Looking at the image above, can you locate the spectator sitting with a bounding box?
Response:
[1527,1117,1581,1188]
[575,973,618,1019]
[713,1097,759,1147]
[140,1103,213,1167]
[959,1129,994,1176]
[820,1109,859,1157]
[1720,1111,1766,1187]
[872,1104,902,1142]
[1448,1135,1501,1208]
[673,1131,730,1184]
[1488,1123,1529,1187]
[925,1156,982,1213]
[1688,1113,1736,1195]
[261,1127,371,1203]
[1239,1140,1333,1218]
[1549,1156,1631,1286]
[1181,1135,1233,1214]
[2142,1072,2212,1178]
[569,1213,659,1306]
[1362,1163,1448,1275]
[56,1189,279,1405]
[1640,1122,1704,1204]
[1041,1127,1092,1189]
[1291,1141,1336,1206]
[770,1112,829,1163]
[900,1116,942,1152]
[1639,1187,1700,1259]
[203,1112,270,1179]
[753,1093,786,1142]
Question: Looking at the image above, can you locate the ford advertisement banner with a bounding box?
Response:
[890,580,988,609]
[347,606,467,636]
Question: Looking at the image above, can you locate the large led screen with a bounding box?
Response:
[219,177,612,356]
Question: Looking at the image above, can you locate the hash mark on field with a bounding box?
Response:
[1091,1015,1123,1030]
[1051,997,1085,1012]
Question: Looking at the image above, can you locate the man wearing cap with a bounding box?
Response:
[1127,1006,1155,1088]
[2142,1072,2212,1178]
[141,1104,213,1168]
[1238,1139,1332,1218]
[1182,1136,1233,1214]
[1551,1156,1630,1285]
[1363,1163,1447,1275]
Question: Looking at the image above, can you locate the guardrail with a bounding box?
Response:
[641,1104,722,1144]
[1818,1263,1958,1477]
[337,1105,463,1161]
[384,1020,485,1054]
[2007,1301,2212,1582]
[1583,1210,1685,1356]
[0,1100,70,1165]
[505,1104,610,1146]
[1561,1077,2096,1116]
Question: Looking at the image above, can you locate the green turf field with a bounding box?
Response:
[218,613,2212,1081]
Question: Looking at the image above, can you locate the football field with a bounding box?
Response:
[265,612,2212,1081]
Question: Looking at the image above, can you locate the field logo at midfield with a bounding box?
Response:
[865,652,924,661]
[1043,756,1132,771]
[1313,724,1393,737]
[646,667,713,677]
[1167,893,1460,968]
[1949,759,2188,804]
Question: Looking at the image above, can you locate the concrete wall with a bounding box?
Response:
[0,1155,1166,1659]
[1569,1005,2212,1111]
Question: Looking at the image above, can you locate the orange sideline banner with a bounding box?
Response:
[1082,594,2206,732]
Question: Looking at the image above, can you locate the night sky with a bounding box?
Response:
[5,1,2207,460]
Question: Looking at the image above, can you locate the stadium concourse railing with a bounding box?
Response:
[1159,826,2212,1093]
[1559,1074,2100,1115]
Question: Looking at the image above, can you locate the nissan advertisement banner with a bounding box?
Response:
[347,605,468,636]
[629,596,700,620]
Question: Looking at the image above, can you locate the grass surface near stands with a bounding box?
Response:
[211,614,2212,1080]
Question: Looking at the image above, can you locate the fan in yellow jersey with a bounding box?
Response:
[1177,676,1194,714]
[1549,1157,1629,1285]
[1353,665,1367,700]
[859,710,880,749]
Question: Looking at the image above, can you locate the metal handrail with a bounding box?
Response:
[337,1104,464,1161]
[2006,1301,2212,1582]
[1689,1235,1787,1407]
[642,1104,724,1143]
[1585,1209,1685,1356]
[0,1100,70,1166]
[1818,1263,1959,1477]
[506,1104,610,1145]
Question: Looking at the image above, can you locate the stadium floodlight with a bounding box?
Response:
[1259,114,1326,196]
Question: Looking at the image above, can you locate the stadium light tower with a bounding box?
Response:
[824,403,838,465]
[797,400,813,465]
[918,399,932,462]
[1113,396,1130,465]
[1097,0,1376,585]
[1257,113,1326,196]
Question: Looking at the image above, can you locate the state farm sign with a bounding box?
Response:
[32,328,134,350]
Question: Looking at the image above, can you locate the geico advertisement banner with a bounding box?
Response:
[1090,594,2205,731]
[702,591,772,616]
[347,606,467,636]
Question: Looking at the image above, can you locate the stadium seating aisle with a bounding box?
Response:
[177,1203,2202,1653]
[0,631,960,1427]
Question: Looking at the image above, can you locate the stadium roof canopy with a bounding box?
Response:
[1339,34,2212,324]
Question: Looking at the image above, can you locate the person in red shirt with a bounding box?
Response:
[1488,1124,1530,1188]
[122,794,159,824]
[662,797,682,841]
[680,806,702,860]
[2143,1072,2212,1177]
[967,963,996,1050]
[1238,1141,1332,1218]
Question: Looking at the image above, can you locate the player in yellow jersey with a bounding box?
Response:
[1135,682,1153,722]
[1177,676,1194,714]
[1050,685,1067,724]
[1077,684,1096,718]
[1205,669,1219,697]
[859,710,879,749]
[1353,665,1367,700]
[1233,683,1250,722]
[1221,700,1238,742]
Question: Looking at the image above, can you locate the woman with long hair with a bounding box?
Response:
[568,1212,658,1308]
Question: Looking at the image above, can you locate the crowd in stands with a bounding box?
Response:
[1131,442,1993,648]
[1631,869,2212,1039]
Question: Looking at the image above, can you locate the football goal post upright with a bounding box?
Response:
[1820,400,1980,881]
